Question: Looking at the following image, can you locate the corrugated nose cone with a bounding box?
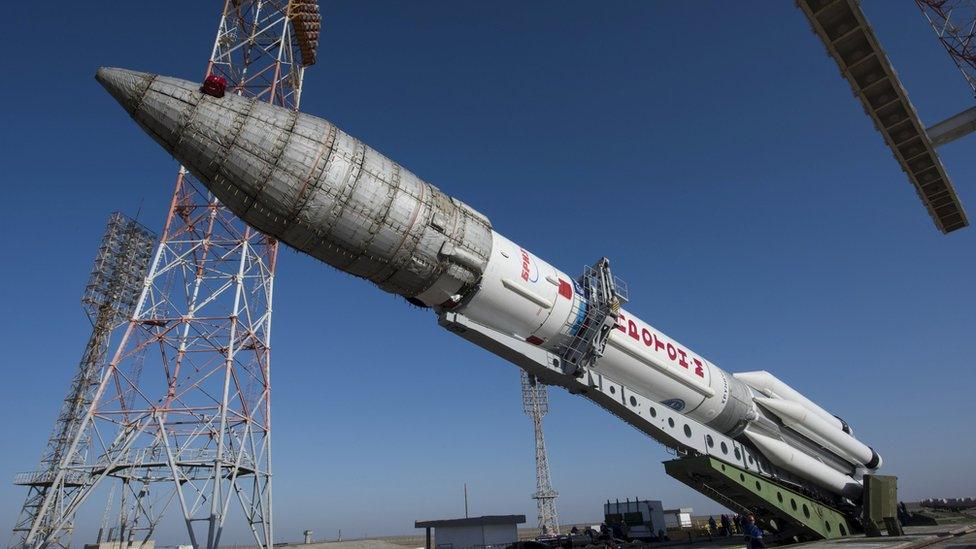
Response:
[96,67,152,114]
[97,67,494,306]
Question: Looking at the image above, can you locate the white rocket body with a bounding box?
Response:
[458,232,731,425]
[735,370,850,433]
[744,430,863,496]
[455,231,879,496]
[754,397,881,468]
[97,68,883,500]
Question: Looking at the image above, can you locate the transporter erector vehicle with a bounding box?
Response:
[97,67,892,541]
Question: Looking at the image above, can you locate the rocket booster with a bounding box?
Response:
[97,68,880,496]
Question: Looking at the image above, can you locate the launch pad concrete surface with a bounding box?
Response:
[787,523,976,549]
[265,523,976,549]
[646,523,976,549]
[596,523,976,549]
[273,540,411,549]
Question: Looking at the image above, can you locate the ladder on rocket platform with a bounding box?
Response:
[560,258,627,374]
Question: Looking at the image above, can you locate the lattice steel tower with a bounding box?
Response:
[14,1,321,547]
[916,0,976,95]
[914,2,976,173]
[10,213,155,549]
[521,371,559,536]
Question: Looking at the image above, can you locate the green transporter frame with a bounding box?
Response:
[665,456,857,541]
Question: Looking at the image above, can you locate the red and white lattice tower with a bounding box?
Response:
[17,1,320,547]
[916,0,976,95]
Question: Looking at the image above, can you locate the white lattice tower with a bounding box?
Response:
[16,2,320,548]
[10,214,155,549]
[521,371,560,536]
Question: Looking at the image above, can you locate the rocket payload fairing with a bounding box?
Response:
[96,68,881,499]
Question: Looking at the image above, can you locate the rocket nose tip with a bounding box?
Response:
[96,67,153,113]
[94,66,115,83]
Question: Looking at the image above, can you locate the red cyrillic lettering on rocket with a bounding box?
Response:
[519,249,531,281]
[616,314,627,332]
[613,311,709,383]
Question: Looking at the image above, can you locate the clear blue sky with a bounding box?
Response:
[1,1,974,544]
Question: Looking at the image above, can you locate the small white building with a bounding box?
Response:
[604,499,666,539]
[664,507,694,529]
[415,515,525,549]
